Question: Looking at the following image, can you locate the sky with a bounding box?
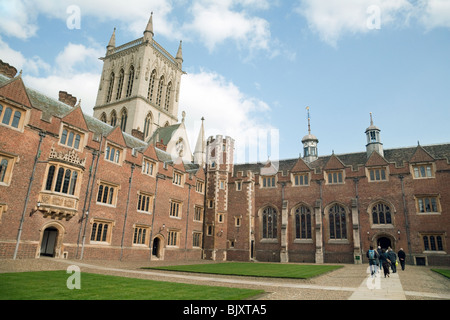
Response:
[0,0,449,163]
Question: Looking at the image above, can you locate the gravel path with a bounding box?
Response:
[0,258,449,300]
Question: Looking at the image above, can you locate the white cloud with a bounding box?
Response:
[0,0,39,39]
[296,0,414,46]
[180,69,275,163]
[418,0,450,29]
[184,0,272,53]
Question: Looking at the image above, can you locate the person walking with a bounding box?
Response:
[387,247,397,273]
[367,246,378,276]
[380,249,391,278]
[398,248,406,271]
[376,246,383,273]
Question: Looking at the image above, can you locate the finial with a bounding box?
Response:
[182,111,186,123]
[370,112,373,126]
[201,116,205,122]
[306,106,311,135]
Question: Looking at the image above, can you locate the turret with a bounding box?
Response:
[365,112,383,157]
[143,12,154,42]
[106,28,116,55]
[302,107,319,163]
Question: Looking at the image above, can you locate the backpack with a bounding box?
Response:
[368,250,375,260]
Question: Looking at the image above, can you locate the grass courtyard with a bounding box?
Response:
[144,262,342,279]
[0,262,342,300]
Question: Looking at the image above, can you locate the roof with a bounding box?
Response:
[148,123,181,145]
[234,144,450,177]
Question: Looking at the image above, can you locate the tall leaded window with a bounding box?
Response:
[106,72,114,103]
[329,204,347,240]
[157,76,164,107]
[0,153,15,185]
[44,164,79,196]
[147,70,157,101]
[423,235,444,251]
[262,206,277,239]
[120,109,127,132]
[295,205,312,239]
[116,69,124,100]
[110,110,117,127]
[90,221,111,243]
[372,203,392,225]
[126,65,135,98]
[143,113,152,138]
[0,104,23,129]
[164,81,172,111]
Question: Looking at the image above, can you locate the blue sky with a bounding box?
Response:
[0,0,449,163]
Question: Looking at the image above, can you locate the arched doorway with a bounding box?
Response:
[152,237,162,259]
[40,227,58,257]
[377,236,392,250]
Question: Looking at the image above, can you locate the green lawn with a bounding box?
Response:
[145,262,342,279]
[0,271,263,300]
[431,269,450,279]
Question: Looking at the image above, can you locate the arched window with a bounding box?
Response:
[110,111,117,127]
[120,108,127,132]
[116,69,124,100]
[126,65,135,97]
[143,113,152,138]
[372,203,392,225]
[262,206,277,239]
[164,81,172,111]
[100,113,107,123]
[295,205,312,239]
[45,165,56,190]
[106,72,114,103]
[2,107,12,125]
[147,70,157,101]
[329,204,347,240]
[157,76,164,107]
[11,111,21,128]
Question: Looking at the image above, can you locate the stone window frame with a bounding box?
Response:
[104,142,124,165]
[0,102,27,132]
[137,191,154,214]
[167,229,180,247]
[42,162,82,198]
[366,166,389,182]
[410,163,435,179]
[192,231,203,248]
[58,124,84,152]
[292,172,310,187]
[96,180,119,207]
[414,194,441,215]
[132,224,150,246]
[0,152,16,187]
[90,219,114,244]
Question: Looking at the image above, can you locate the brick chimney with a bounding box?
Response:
[0,60,18,78]
[59,91,77,107]
[131,129,144,141]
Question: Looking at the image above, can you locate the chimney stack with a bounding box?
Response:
[59,91,77,107]
[0,60,18,78]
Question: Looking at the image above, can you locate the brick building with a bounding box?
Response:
[1,15,449,266]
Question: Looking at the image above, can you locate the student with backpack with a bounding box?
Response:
[367,246,378,276]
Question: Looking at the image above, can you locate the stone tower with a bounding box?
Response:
[93,13,184,140]
[203,135,235,261]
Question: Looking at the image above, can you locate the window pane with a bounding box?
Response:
[423,236,429,250]
[67,131,74,147]
[0,159,8,182]
[54,168,65,192]
[74,134,80,149]
[11,111,21,128]
[96,224,103,241]
[2,107,12,125]
[60,129,68,145]
[91,223,97,241]
[62,169,71,194]
[108,188,114,205]
[97,185,103,202]
[69,171,78,195]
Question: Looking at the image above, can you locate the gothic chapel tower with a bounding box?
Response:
[93,13,184,140]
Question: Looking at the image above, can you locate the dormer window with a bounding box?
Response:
[412,163,434,179]
[326,170,344,184]
[105,143,123,164]
[60,127,83,150]
[368,167,387,182]
[173,171,183,186]
[261,176,276,188]
[0,104,25,130]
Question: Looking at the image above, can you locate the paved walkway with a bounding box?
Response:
[1,258,449,300]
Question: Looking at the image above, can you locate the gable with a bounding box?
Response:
[142,144,158,161]
[0,76,32,108]
[409,145,435,163]
[324,154,346,170]
[105,126,127,148]
[290,158,311,173]
[61,106,89,132]
[365,151,389,167]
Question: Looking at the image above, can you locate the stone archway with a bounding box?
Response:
[151,236,164,260]
[38,222,65,258]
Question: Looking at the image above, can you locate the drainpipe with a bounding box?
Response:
[75,147,98,258]
[80,136,103,260]
[13,131,46,260]
[399,175,413,263]
[148,173,165,261]
[184,184,192,260]
[120,163,135,261]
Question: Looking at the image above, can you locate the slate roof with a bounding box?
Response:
[234,144,450,177]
